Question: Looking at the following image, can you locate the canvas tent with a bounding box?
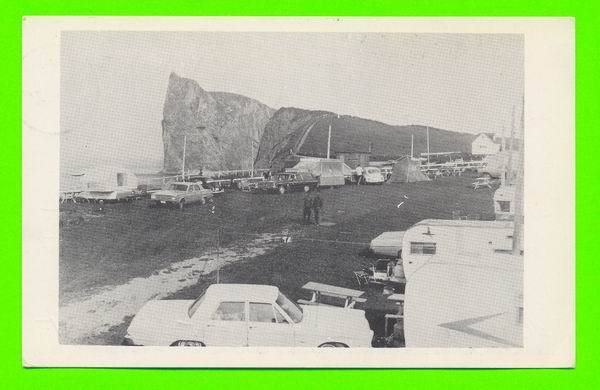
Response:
[389,156,430,183]
[286,159,348,186]
[77,166,139,200]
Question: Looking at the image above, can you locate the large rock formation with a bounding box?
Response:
[162,73,476,173]
[162,72,275,173]
[255,107,476,170]
[254,107,334,170]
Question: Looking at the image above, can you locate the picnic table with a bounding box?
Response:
[298,281,366,309]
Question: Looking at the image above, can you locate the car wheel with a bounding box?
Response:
[178,199,185,210]
[170,340,205,347]
[278,186,286,194]
[318,342,349,348]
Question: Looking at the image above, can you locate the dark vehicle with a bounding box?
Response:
[252,172,319,194]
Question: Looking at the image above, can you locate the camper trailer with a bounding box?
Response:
[494,185,516,220]
[401,218,523,348]
[401,219,521,281]
[403,251,523,347]
[77,166,139,201]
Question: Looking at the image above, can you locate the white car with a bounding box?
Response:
[363,167,385,184]
[369,231,405,258]
[123,284,374,347]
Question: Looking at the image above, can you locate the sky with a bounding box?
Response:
[60,31,523,172]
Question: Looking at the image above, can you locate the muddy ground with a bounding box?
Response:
[59,175,495,345]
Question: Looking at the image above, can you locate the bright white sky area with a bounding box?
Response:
[61,32,523,172]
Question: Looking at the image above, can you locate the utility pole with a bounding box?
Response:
[181,134,187,180]
[507,105,516,185]
[250,130,254,177]
[426,126,430,165]
[411,134,414,159]
[326,119,332,159]
[512,97,524,255]
[216,227,223,284]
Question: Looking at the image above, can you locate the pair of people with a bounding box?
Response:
[303,187,323,224]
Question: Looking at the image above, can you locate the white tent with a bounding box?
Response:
[389,156,430,183]
[481,150,521,179]
[287,159,348,186]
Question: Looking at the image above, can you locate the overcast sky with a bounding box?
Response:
[61,31,523,171]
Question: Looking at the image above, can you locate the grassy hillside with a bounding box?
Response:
[256,107,476,169]
[300,114,475,159]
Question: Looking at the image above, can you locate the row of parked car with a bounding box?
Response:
[146,165,393,210]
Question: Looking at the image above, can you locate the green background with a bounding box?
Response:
[3,0,594,388]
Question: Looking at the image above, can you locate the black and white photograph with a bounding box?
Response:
[22,17,574,367]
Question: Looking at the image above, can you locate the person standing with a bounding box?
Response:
[355,165,363,185]
[302,187,313,224]
[312,188,323,225]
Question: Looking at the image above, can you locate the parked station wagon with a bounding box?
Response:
[150,182,213,209]
[123,284,373,347]
[252,172,319,194]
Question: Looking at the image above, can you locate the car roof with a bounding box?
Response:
[171,182,195,185]
[205,283,279,302]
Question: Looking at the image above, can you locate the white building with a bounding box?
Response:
[472,133,501,156]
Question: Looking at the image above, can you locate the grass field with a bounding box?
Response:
[59,174,496,345]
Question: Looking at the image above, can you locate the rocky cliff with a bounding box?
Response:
[255,107,476,170]
[162,73,475,173]
[162,73,275,173]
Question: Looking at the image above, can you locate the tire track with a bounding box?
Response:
[59,233,285,344]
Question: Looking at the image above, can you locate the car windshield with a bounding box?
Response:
[169,184,189,191]
[276,292,303,323]
[188,292,206,318]
[366,168,380,174]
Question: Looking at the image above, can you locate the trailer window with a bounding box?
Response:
[410,242,437,255]
[497,200,511,212]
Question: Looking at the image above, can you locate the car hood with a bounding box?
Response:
[126,300,195,345]
[299,305,372,340]
[153,190,185,196]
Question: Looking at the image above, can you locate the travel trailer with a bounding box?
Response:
[77,166,139,201]
[401,219,522,280]
[494,185,516,220]
[403,251,523,347]
[400,218,523,347]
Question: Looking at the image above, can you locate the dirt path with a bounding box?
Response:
[59,232,287,344]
